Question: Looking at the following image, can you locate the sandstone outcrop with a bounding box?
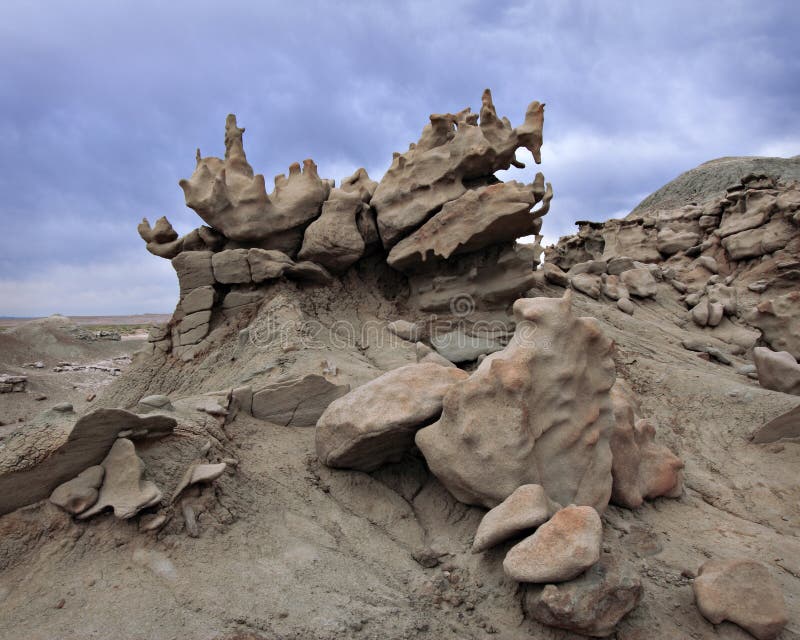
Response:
[251,375,350,427]
[748,291,800,359]
[49,465,105,515]
[416,291,616,511]
[693,559,787,640]
[315,363,468,472]
[503,505,602,583]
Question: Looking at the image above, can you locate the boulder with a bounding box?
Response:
[472,484,556,553]
[414,342,457,368]
[605,256,636,276]
[416,291,616,511]
[570,273,601,299]
[315,363,468,472]
[503,505,602,583]
[211,249,251,284]
[600,275,627,301]
[608,380,683,508]
[284,261,334,285]
[49,466,105,515]
[172,251,215,295]
[252,375,350,427]
[693,559,787,640]
[79,438,162,520]
[430,327,507,363]
[617,297,634,315]
[751,405,800,444]
[753,347,800,395]
[171,462,227,502]
[0,409,175,516]
[722,218,792,260]
[619,268,657,298]
[522,554,643,637]
[136,395,174,413]
[567,260,607,276]
[695,255,719,274]
[387,320,419,342]
[182,286,216,314]
[543,262,569,287]
[747,291,800,359]
[656,228,700,255]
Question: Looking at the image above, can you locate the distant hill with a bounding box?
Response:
[630,155,800,216]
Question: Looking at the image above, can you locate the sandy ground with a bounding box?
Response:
[0,282,797,640]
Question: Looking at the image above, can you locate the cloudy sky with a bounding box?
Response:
[1,0,798,316]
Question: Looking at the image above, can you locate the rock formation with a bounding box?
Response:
[471,484,556,553]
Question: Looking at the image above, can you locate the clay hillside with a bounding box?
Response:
[0,92,798,640]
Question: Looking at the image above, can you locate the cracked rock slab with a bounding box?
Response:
[252,375,350,427]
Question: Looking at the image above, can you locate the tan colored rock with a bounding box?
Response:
[49,466,105,515]
[247,248,294,282]
[79,438,162,520]
[0,409,175,516]
[543,262,569,287]
[297,185,366,272]
[751,404,800,443]
[414,342,456,368]
[695,255,719,273]
[608,380,683,508]
[722,217,793,260]
[182,286,216,314]
[522,554,642,637]
[372,89,545,247]
[252,374,350,427]
[693,559,787,640]
[179,115,331,243]
[747,291,800,359]
[387,320,419,342]
[211,249,251,284]
[570,273,601,299]
[415,290,616,510]
[617,297,634,315]
[386,179,551,270]
[171,462,227,502]
[172,251,215,295]
[472,484,556,553]
[619,268,657,298]
[284,260,334,285]
[503,505,602,583]
[656,228,700,255]
[753,347,800,395]
[600,274,627,300]
[316,363,468,472]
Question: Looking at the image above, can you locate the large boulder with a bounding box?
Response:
[753,346,800,395]
[693,559,787,640]
[503,505,602,583]
[747,291,800,359]
[522,554,642,637]
[415,290,616,511]
[608,380,684,508]
[472,484,556,553]
[619,268,657,298]
[315,363,468,472]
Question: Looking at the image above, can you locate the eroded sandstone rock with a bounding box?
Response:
[747,291,800,359]
[503,505,602,583]
[753,346,800,395]
[252,375,350,427]
[472,484,557,553]
[416,290,616,510]
[693,559,787,640]
[49,466,105,515]
[316,363,468,472]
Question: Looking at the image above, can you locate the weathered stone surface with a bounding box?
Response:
[619,268,657,298]
[718,189,776,237]
[137,394,173,413]
[179,114,331,243]
[567,260,607,276]
[570,273,601,299]
[222,289,264,309]
[172,251,215,295]
[747,291,800,359]
[372,89,545,247]
[247,248,294,282]
[387,320,419,342]
[503,505,602,583]
[386,179,551,270]
[472,484,556,553]
[0,374,26,393]
[753,347,800,395]
[608,380,683,508]
[182,285,216,314]
[0,409,175,516]
[522,554,643,637]
[600,275,627,300]
[430,328,507,363]
[656,228,700,255]
[171,462,227,502]
[179,322,209,346]
[696,255,718,273]
[617,297,634,315]
[252,374,350,427]
[298,185,366,272]
[543,262,569,287]
[49,466,104,515]
[606,256,636,276]
[416,291,616,510]
[211,249,251,284]
[693,559,787,640]
[79,438,162,520]
[600,222,660,263]
[284,261,334,285]
[316,363,468,472]
[414,341,457,368]
[179,310,212,334]
[722,217,793,260]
